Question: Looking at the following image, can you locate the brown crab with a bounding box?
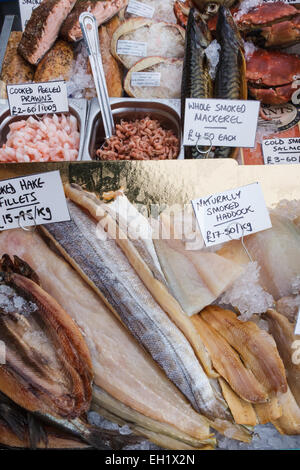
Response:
[246,48,300,105]
[202,2,300,48]
[237,2,300,48]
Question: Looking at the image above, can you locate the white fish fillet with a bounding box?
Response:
[220,214,300,300]
[65,184,217,379]
[0,228,211,441]
[154,213,244,316]
[43,200,226,420]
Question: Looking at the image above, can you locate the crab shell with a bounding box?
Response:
[174,0,192,27]
[111,18,185,70]
[246,49,300,105]
[238,2,300,48]
[124,56,183,98]
[207,3,300,48]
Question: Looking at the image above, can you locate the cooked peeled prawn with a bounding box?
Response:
[0,114,80,163]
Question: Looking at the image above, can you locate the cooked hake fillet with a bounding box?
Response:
[201,306,288,395]
[34,40,74,82]
[0,32,34,96]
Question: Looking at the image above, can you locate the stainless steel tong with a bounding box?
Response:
[79,12,115,139]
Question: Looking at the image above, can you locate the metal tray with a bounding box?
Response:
[83,97,184,160]
[0,98,88,161]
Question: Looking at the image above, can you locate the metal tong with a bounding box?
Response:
[79,12,115,139]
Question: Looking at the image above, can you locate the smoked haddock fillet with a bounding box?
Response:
[264,309,300,406]
[0,228,212,445]
[218,213,300,300]
[201,306,287,395]
[153,213,244,316]
[191,315,268,404]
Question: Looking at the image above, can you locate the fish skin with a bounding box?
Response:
[0,392,88,449]
[0,229,212,442]
[92,386,216,449]
[18,0,77,65]
[60,0,127,42]
[43,200,226,420]
[65,184,218,380]
[0,256,93,421]
[214,6,247,159]
[35,413,141,450]
[182,9,212,159]
[264,309,300,407]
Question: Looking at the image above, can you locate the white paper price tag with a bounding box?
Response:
[7,81,69,117]
[127,0,155,18]
[191,182,272,247]
[117,40,147,56]
[131,72,161,87]
[0,171,70,231]
[18,0,42,31]
[295,310,300,335]
[263,0,298,3]
[183,98,260,148]
[263,137,300,165]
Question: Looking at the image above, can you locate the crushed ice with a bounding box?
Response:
[218,423,300,450]
[243,40,257,60]
[234,0,263,21]
[0,284,38,316]
[205,40,220,80]
[272,199,300,221]
[67,42,96,99]
[218,262,274,320]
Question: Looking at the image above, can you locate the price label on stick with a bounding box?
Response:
[263,137,300,165]
[126,0,155,18]
[0,171,70,231]
[183,98,260,148]
[18,0,42,31]
[191,182,272,247]
[7,81,69,117]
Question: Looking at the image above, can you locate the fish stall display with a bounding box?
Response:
[0,0,299,161]
[0,159,299,450]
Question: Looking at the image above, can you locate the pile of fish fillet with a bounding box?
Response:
[0,184,299,449]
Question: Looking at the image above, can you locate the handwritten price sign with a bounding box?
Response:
[0,171,70,231]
